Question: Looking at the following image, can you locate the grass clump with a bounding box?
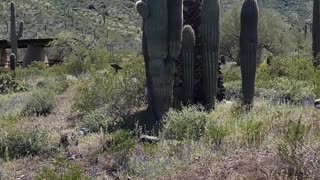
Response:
[35,156,89,180]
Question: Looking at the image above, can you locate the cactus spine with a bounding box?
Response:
[181,25,195,103]
[200,0,220,109]
[136,0,183,121]
[313,0,320,66]
[240,0,259,105]
[10,53,16,71]
[10,2,23,61]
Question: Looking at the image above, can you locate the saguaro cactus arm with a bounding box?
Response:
[18,21,23,39]
[136,1,149,19]
[10,53,16,71]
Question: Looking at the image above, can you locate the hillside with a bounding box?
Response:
[0,0,313,42]
[0,0,141,52]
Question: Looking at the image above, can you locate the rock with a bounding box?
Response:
[59,132,79,149]
[79,128,90,136]
[139,135,160,144]
[315,99,320,109]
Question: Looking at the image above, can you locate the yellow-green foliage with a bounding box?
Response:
[72,55,145,115]
[163,106,209,141]
[35,156,89,180]
[22,89,56,116]
[223,55,319,101]
[0,129,50,160]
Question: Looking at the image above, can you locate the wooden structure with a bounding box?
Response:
[0,38,55,68]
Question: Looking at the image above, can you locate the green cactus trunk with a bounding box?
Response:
[173,0,203,106]
[181,25,195,103]
[240,0,259,105]
[136,0,183,122]
[313,0,320,66]
[201,0,220,110]
[10,2,23,65]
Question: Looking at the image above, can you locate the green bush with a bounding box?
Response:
[274,78,315,103]
[204,119,229,146]
[313,68,320,97]
[221,64,241,82]
[80,108,123,133]
[277,118,310,178]
[14,62,47,81]
[72,57,145,117]
[0,129,51,160]
[239,119,264,147]
[106,130,136,170]
[36,77,70,94]
[163,106,209,141]
[0,73,28,94]
[22,89,56,116]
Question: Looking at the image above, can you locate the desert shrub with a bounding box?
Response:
[64,54,88,77]
[224,81,241,99]
[44,64,68,78]
[257,56,314,82]
[314,69,320,97]
[36,77,70,94]
[72,56,145,117]
[14,62,47,80]
[0,93,28,117]
[163,106,209,141]
[273,78,315,103]
[35,156,89,180]
[0,73,28,94]
[204,119,229,146]
[277,118,310,178]
[22,89,56,116]
[80,108,123,133]
[106,130,136,170]
[221,64,241,82]
[0,129,51,160]
[286,58,314,81]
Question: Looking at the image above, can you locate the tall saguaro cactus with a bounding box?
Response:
[201,0,220,109]
[240,0,259,105]
[136,0,183,122]
[313,0,320,66]
[181,25,195,103]
[10,2,23,62]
